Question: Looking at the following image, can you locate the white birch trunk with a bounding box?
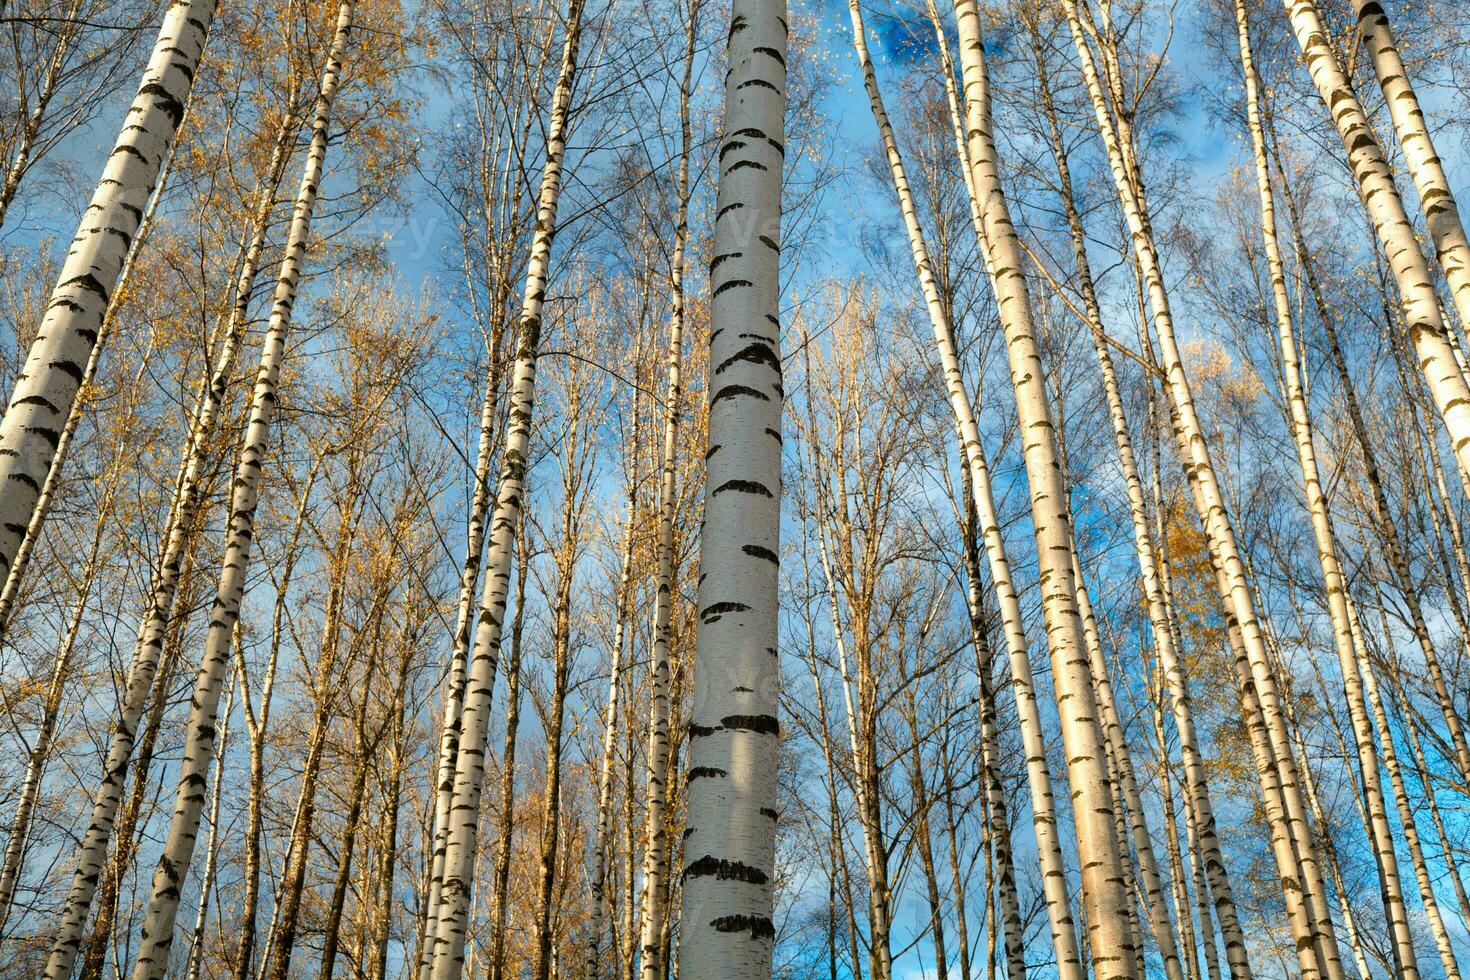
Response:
[1060,5,1344,972]
[1349,0,1470,336]
[855,4,1091,972]
[125,5,356,974]
[1350,591,1464,980]
[637,5,698,968]
[41,82,300,979]
[587,453,639,974]
[0,0,216,580]
[1280,0,1470,482]
[183,668,235,980]
[426,3,587,974]
[675,0,785,974]
[950,3,1137,973]
[0,83,190,635]
[420,336,508,969]
[1234,3,1420,973]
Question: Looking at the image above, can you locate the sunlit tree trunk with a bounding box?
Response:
[1274,153,1470,794]
[638,9,699,976]
[1061,4,1343,972]
[421,272,516,972]
[1351,590,1464,980]
[0,406,128,937]
[1345,0,1470,335]
[126,6,357,974]
[0,87,190,637]
[1233,3,1420,973]
[43,79,301,980]
[1022,18,1253,971]
[426,5,586,973]
[485,511,531,980]
[231,466,318,980]
[1280,0,1470,484]
[950,3,1137,973]
[858,2,1088,972]
[0,0,216,584]
[676,0,786,974]
[588,408,642,976]
[183,670,236,980]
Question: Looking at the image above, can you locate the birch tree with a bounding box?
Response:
[122,4,357,974]
[426,2,588,974]
[676,0,786,974]
[0,0,216,582]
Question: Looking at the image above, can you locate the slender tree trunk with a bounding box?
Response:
[1060,5,1343,973]
[532,429,591,980]
[638,9,699,975]
[231,464,318,980]
[0,437,124,938]
[0,0,83,230]
[950,3,1137,974]
[126,7,356,974]
[1274,147,1470,795]
[1353,589,1464,980]
[486,512,531,980]
[1395,678,1470,930]
[426,5,586,973]
[588,412,642,976]
[1023,20,1252,973]
[79,560,199,980]
[676,0,786,975]
[183,670,236,980]
[318,727,374,979]
[861,3,1088,972]
[43,80,301,979]
[0,0,216,581]
[420,282,515,976]
[901,689,948,980]
[1233,4,1421,973]
[1073,553,1186,980]
[1150,680,1204,980]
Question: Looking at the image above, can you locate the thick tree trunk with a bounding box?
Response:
[676,0,786,975]
[1280,0,1470,482]
[0,84,189,636]
[0,0,216,582]
[1347,0,1470,336]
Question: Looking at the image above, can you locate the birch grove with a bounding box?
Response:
[6,0,1470,977]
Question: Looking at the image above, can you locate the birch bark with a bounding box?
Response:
[427,3,586,973]
[676,0,786,974]
[125,5,356,974]
[0,0,216,579]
